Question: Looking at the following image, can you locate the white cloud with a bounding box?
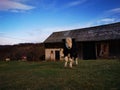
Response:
[67,0,86,7]
[100,18,115,22]
[0,0,35,12]
[88,7,120,26]
[12,0,30,2]
[96,18,116,25]
[95,8,120,25]
[10,9,20,13]
[64,0,87,8]
[109,8,120,13]
[0,37,23,45]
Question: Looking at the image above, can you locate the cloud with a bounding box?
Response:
[66,0,87,7]
[100,18,115,22]
[0,0,35,12]
[0,37,20,45]
[104,7,120,18]
[64,0,87,8]
[96,18,116,25]
[88,7,120,26]
[108,8,120,13]
[98,8,120,24]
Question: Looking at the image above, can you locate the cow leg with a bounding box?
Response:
[69,58,73,68]
[64,56,68,67]
[75,58,78,65]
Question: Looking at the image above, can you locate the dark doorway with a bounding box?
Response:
[83,42,96,60]
[55,51,60,61]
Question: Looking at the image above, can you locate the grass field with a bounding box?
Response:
[0,60,120,90]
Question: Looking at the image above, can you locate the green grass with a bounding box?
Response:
[0,60,120,90]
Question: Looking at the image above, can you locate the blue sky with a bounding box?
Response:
[0,0,120,45]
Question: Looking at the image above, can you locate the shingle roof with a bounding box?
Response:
[44,22,120,43]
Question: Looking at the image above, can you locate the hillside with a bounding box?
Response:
[0,43,45,61]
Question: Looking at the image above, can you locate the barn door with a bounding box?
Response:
[55,51,60,61]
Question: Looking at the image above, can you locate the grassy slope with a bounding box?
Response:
[0,60,120,90]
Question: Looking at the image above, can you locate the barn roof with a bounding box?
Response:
[44,22,120,43]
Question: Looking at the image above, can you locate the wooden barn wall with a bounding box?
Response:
[96,41,109,59]
[45,40,120,60]
[77,41,110,60]
[44,43,64,61]
[109,40,120,58]
[45,48,64,61]
[76,42,83,59]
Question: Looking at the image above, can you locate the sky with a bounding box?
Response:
[0,0,120,45]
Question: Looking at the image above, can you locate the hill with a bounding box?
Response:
[0,43,45,61]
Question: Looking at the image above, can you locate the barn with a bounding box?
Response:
[44,22,120,61]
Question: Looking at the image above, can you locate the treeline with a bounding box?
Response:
[0,43,45,61]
